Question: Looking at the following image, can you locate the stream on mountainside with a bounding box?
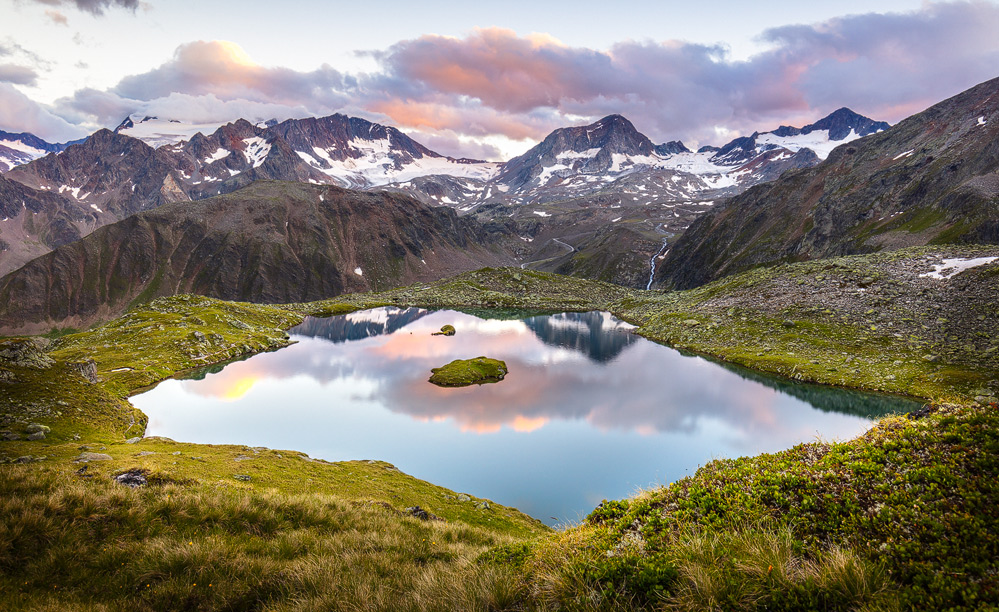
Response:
[132,308,920,526]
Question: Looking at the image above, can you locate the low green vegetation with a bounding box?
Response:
[433,324,457,336]
[429,356,508,387]
[1,244,996,610]
[495,402,999,610]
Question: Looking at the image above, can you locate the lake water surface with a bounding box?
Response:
[133,308,919,525]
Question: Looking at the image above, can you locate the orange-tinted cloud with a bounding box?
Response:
[113,40,349,109]
[43,2,999,154]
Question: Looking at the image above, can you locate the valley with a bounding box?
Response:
[0,65,997,611]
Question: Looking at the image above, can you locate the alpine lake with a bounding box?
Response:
[132,307,920,526]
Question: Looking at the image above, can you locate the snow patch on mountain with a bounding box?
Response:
[241,137,271,168]
[116,115,230,148]
[203,148,230,164]
[755,129,860,160]
[919,257,998,280]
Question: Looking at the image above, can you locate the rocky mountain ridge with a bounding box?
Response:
[0,106,889,286]
[0,130,80,174]
[655,77,999,289]
[0,180,516,334]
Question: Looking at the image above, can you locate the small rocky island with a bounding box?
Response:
[432,325,456,336]
[429,356,508,387]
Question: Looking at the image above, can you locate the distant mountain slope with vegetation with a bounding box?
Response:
[0,181,515,334]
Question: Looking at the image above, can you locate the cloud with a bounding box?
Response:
[45,9,68,25]
[0,64,39,86]
[0,83,89,141]
[28,0,138,16]
[25,2,999,156]
[361,2,999,147]
[55,88,317,129]
[112,40,351,109]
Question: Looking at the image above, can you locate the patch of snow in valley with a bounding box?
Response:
[58,185,81,199]
[919,257,998,280]
[353,267,364,276]
[893,149,914,160]
[978,116,987,126]
[532,211,552,217]
[90,204,103,213]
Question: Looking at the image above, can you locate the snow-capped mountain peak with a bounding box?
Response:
[114,115,234,149]
[0,130,75,173]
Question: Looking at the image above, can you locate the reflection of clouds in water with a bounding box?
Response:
[172,309,847,449]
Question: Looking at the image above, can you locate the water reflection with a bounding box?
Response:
[291,307,431,343]
[134,308,920,525]
[522,311,638,362]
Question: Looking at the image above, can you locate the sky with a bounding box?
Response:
[1,0,998,160]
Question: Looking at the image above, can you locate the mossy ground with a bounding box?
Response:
[1,245,997,610]
[429,356,508,387]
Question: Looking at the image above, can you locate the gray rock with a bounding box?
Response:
[74,452,113,463]
[26,431,46,441]
[457,493,472,502]
[113,470,148,488]
[125,437,141,444]
[475,501,491,510]
[69,359,99,384]
[233,474,252,482]
[404,506,441,521]
[25,423,50,434]
[0,338,54,369]
[2,432,21,441]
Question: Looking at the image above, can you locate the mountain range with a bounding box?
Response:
[6,76,999,333]
[0,105,888,283]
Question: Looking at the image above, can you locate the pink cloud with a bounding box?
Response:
[42,2,999,152]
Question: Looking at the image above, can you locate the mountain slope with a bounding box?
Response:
[0,181,515,334]
[656,76,999,289]
[0,130,79,173]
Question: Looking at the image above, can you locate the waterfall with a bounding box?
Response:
[646,239,669,290]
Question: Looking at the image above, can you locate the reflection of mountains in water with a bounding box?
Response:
[712,357,923,419]
[290,307,431,343]
[523,311,638,363]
